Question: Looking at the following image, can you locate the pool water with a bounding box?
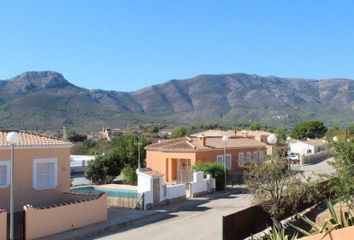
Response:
[71,186,138,199]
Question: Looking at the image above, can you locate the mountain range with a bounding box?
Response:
[0,71,353,131]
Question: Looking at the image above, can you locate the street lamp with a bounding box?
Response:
[267,134,278,145]
[6,131,20,240]
[134,141,143,170]
[285,136,292,168]
[221,136,228,191]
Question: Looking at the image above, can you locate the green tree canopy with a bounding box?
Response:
[111,134,149,168]
[171,126,187,138]
[346,124,354,136]
[329,141,354,204]
[249,122,261,131]
[290,120,327,140]
[85,152,123,184]
[244,155,318,229]
[68,131,87,142]
[121,166,137,185]
[274,128,287,145]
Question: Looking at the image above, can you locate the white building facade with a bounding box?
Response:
[289,139,328,156]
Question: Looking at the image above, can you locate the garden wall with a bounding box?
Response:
[138,170,215,209]
[24,193,107,239]
[301,151,330,164]
[107,196,138,209]
[165,184,186,201]
[190,172,215,197]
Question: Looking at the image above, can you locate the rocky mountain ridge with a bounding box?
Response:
[0,71,353,130]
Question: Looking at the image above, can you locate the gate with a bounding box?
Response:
[177,167,193,184]
[176,159,192,184]
[153,178,160,205]
[7,211,25,240]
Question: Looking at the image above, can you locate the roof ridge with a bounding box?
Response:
[0,128,69,142]
[0,129,72,147]
[185,140,196,149]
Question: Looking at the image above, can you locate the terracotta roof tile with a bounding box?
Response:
[301,139,328,146]
[0,129,72,147]
[190,129,273,138]
[146,136,266,152]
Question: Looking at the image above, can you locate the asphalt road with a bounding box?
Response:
[94,192,252,240]
[293,157,336,180]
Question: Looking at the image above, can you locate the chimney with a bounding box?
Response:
[199,134,206,146]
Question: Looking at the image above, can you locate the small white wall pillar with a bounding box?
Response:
[136,169,153,210]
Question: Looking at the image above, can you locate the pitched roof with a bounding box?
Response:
[0,129,72,148]
[190,129,273,138]
[190,130,237,137]
[301,138,328,146]
[235,130,273,137]
[146,136,266,152]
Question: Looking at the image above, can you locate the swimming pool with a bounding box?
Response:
[71,186,138,199]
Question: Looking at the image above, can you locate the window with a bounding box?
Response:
[217,155,223,165]
[0,161,10,188]
[253,152,259,162]
[246,152,252,162]
[259,151,264,160]
[216,154,232,169]
[238,152,244,167]
[33,158,57,190]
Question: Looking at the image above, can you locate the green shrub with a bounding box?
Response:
[85,153,123,184]
[267,226,297,240]
[193,162,227,190]
[290,200,354,237]
[121,166,137,185]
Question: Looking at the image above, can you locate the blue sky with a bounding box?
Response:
[1,0,354,91]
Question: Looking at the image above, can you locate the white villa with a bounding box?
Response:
[288,138,328,156]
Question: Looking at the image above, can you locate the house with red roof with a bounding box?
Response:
[0,130,107,239]
[145,135,267,182]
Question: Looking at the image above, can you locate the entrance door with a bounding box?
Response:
[176,159,192,184]
[153,178,160,205]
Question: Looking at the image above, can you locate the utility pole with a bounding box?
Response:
[134,139,143,169]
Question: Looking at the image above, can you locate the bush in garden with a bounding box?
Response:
[121,166,137,185]
[193,162,227,190]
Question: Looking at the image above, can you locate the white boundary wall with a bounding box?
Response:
[164,184,186,200]
[137,170,215,209]
[190,172,216,197]
[137,171,153,209]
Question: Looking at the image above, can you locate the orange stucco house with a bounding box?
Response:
[0,130,73,211]
[0,130,107,239]
[146,135,267,182]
